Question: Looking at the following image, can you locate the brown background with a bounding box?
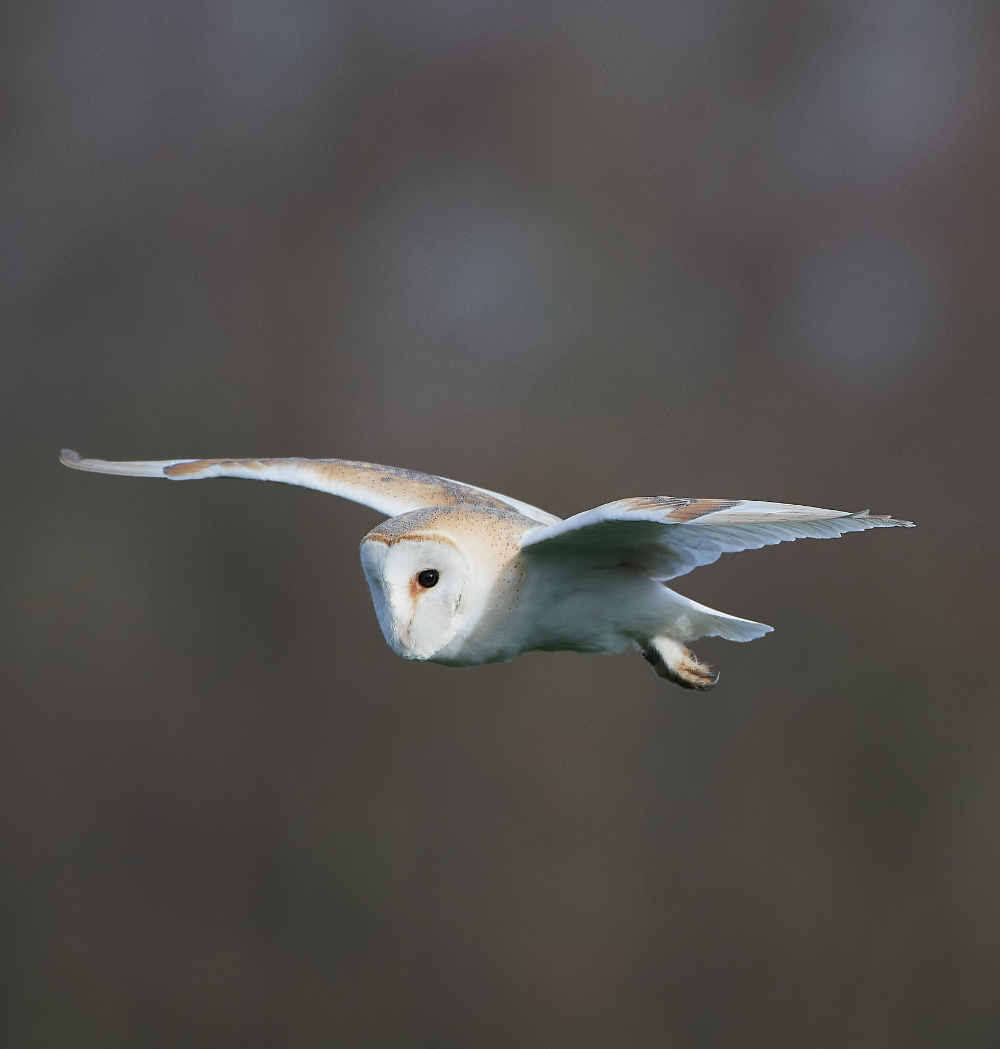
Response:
[2,1,999,1046]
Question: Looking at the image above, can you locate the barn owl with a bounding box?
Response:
[60,450,912,689]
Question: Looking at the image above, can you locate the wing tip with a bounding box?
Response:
[850,510,915,528]
[58,449,173,477]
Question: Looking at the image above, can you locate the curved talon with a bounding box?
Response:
[642,638,719,690]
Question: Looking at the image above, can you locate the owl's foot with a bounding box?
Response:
[641,637,719,690]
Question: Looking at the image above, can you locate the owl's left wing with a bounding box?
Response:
[520,496,913,580]
[60,450,560,524]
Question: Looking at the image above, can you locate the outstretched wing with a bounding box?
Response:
[60,450,559,524]
[521,496,913,580]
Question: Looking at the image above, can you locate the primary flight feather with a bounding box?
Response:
[60,450,913,690]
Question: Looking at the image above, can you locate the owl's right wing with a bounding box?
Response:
[59,450,560,524]
[520,495,913,580]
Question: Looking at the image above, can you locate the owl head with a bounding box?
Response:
[360,510,475,660]
[359,505,534,664]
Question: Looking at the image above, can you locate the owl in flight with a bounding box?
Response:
[61,450,912,690]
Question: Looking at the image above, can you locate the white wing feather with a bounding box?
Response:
[521,496,913,580]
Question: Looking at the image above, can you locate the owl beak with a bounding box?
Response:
[389,594,415,650]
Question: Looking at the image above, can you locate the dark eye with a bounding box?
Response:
[417,569,439,588]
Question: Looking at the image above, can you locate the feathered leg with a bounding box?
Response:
[641,636,719,690]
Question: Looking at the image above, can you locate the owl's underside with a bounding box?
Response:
[60,450,914,690]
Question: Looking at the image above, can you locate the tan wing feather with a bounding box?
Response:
[60,450,559,524]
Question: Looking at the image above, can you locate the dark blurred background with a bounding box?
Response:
[2,0,999,1045]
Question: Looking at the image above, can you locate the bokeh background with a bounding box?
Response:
[3,0,1000,1045]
